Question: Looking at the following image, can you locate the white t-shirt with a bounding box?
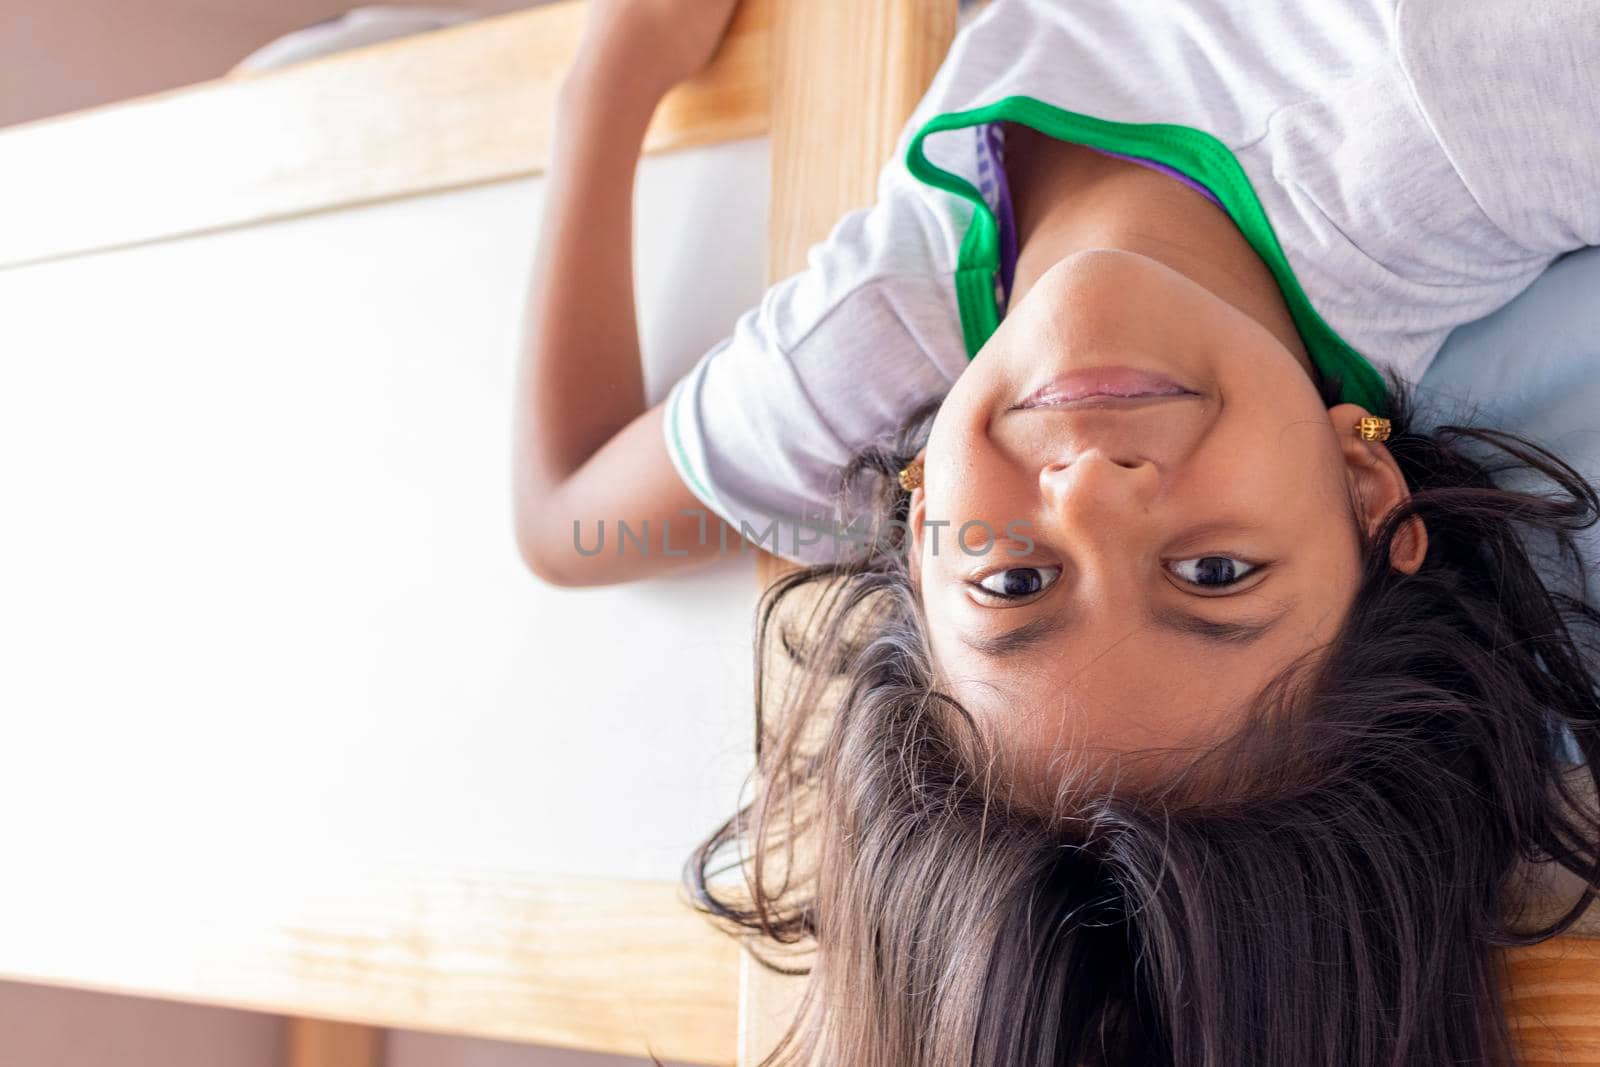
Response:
[664,0,1600,564]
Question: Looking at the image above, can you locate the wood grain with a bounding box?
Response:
[1506,938,1600,1065]
[754,0,956,597]
[764,0,957,282]
[0,0,772,269]
[0,865,740,1066]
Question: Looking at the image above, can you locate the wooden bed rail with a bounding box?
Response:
[1508,938,1600,1064]
[0,0,772,271]
[0,865,741,1065]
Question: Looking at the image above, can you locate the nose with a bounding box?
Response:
[1037,452,1161,592]
[1039,449,1161,526]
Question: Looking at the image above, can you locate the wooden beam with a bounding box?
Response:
[764,0,956,281]
[0,0,772,269]
[1506,938,1600,1065]
[754,0,956,593]
[742,2,959,1062]
[0,866,740,1066]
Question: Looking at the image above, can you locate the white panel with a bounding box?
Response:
[0,137,772,898]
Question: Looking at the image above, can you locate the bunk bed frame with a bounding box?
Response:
[0,1,1595,1063]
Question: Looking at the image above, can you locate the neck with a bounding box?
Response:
[1004,125,1315,379]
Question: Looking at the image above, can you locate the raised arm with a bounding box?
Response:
[511,0,741,587]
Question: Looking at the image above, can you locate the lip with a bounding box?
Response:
[1015,367,1199,410]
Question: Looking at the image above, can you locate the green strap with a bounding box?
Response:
[904,95,1390,414]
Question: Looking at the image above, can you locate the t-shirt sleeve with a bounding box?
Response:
[1396,0,1600,254]
[662,180,966,566]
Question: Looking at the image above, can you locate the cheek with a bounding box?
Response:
[1205,402,1342,499]
[924,484,1009,546]
[1242,442,1366,583]
[923,416,1012,524]
[1291,433,1362,518]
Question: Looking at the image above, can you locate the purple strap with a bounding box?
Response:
[1092,147,1223,208]
[976,124,1224,314]
[975,123,1020,309]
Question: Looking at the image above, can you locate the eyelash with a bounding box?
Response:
[1165,555,1265,593]
[969,555,1266,603]
[970,565,1062,602]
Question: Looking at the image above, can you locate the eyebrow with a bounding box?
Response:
[959,612,1072,658]
[959,601,1292,658]
[1149,604,1289,645]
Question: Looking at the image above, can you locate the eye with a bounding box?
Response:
[1167,555,1260,590]
[974,565,1062,601]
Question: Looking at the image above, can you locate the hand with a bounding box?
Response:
[574,0,743,99]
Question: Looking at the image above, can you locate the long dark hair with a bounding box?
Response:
[684,374,1600,1066]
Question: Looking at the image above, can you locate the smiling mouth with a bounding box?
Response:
[1014,366,1200,410]
[1014,393,1202,414]
[1011,363,1203,404]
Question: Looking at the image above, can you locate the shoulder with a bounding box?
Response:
[663,268,965,564]
[677,269,965,459]
[1394,0,1600,251]
[778,188,962,327]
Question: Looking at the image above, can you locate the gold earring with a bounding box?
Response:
[1355,416,1392,442]
[898,459,924,492]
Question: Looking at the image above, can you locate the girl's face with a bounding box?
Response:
[910,249,1418,784]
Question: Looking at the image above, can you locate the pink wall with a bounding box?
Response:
[0,0,541,129]
[0,980,688,1066]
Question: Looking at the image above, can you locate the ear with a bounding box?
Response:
[904,448,928,587]
[1327,402,1428,574]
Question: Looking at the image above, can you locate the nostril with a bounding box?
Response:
[1112,458,1142,470]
